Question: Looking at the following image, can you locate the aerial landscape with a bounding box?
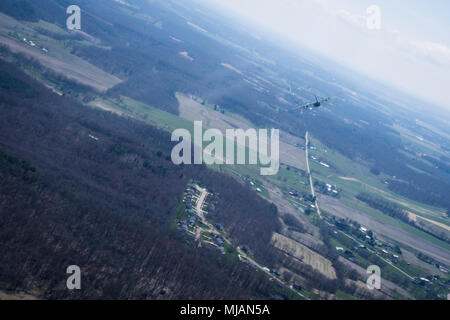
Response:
[0,0,449,306]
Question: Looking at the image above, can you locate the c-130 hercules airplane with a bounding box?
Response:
[291,95,332,112]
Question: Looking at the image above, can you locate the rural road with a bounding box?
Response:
[305,131,322,218]
[194,186,209,244]
[304,132,418,280]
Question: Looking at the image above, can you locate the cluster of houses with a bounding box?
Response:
[358,227,410,264]
[179,185,199,231]
[182,185,197,207]
[309,150,331,169]
[335,226,375,259]
[325,183,338,194]
[211,224,225,252]
[287,191,317,213]
[22,38,48,53]
[178,213,196,232]
[178,184,227,253]
[313,182,339,196]
[334,220,450,292]
[211,234,225,252]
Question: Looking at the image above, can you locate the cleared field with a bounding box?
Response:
[0,36,121,91]
[337,257,413,300]
[337,176,449,228]
[91,93,308,197]
[319,194,450,266]
[89,96,194,133]
[176,93,307,171]
[89,96,278,185]
[307,134,447,224]
[271,233,336,279]
[401,249,448,277]
[393,123,446,157]
[407,211,450,232]
[0,13,121,91]
[28,19,69,36]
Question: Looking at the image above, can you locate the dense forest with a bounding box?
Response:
[0,60,293,299]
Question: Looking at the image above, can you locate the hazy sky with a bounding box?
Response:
[208,0,450,110]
